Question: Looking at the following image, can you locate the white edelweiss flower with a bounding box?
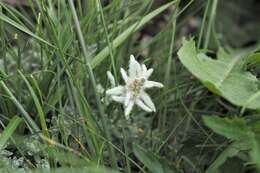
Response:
[106,55,163,120]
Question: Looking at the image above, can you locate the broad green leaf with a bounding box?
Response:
[0,116,22,150]
[206,141,250,173]
[177,39,260,109]
[250,135,260,170]
[203,116,252,140]
[246,114,260,133]
[246,52,260,67]
[133,144,164,173]
[91,1,176,68]
[203,115,260,171]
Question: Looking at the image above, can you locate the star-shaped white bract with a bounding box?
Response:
[106,55,163,120]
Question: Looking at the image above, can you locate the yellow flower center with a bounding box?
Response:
[127,78,145,97]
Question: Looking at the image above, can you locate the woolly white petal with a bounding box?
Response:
[144,81,164,88]
[124,91,131,107]
[145,68,154,79]
[140,92,156,112]
[106,86,125,95]
[125,100,134,119]
[135,99,152,112]
[120,68,128,83]
[142,64,147,73]
[125,113,130,121]
[111,96,125,103]
[129,55,141,78]
[106,71,115,87]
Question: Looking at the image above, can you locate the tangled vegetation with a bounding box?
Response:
[0,0,260,173]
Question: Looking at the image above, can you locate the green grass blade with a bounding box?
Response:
[19,71,50,138]
[68,0,118,168]
[0,14,55,48]
[203,0,218,49]
[0,116,22,151]
[91,0,177,68]
[0,80,40,133]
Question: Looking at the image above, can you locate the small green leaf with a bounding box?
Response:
[203,116,252,140]
[133,144,164,173]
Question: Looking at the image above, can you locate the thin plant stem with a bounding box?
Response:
[203,0,218,49]
[96,0,118,83]
[161,0,180,131]
[197,0,210,48]
[68,0,118,168]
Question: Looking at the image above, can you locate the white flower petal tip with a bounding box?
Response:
[145,69,154,79]
[140,92,156,112]
[142,64,147,73]
[129,55,141,78]
[106,71,115,87]
[124,92,131,107]
[129,55,137,66]
[125,114,130,120]
[124,101,134,118]
[106,86,124,95]
[144,81,164,88]
[156,83,164,88]
[130,54,135,60]
[111,96,125,103]
[136,99,152,112]
[120,68,128,83]
[106,54,163,119]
